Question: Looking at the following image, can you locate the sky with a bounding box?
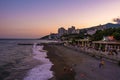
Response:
[0,0,120,38]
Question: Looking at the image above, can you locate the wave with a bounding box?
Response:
[24,43,53,80]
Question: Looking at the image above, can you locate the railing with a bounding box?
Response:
[64,44,120,65]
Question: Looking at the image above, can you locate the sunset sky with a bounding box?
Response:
[0,0,120,38]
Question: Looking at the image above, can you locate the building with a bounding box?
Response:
[73,29,80,34]
[58,27,66,37]
[67,26,75,34]
[87,28,97,35]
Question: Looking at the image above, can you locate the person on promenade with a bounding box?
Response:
[99,59,105,68]
[108,50,114,55]
[113,49,118,56]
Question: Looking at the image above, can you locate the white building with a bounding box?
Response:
[87,28,97,35]
[72,29,80,34]
[58,27,66,37]
[67,26,75,34]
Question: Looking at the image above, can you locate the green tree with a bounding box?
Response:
[112,32,120,40]
[92,30,103,41]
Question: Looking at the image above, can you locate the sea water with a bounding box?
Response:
[24,43,53,80]
[0,39,56,80]
[0,39,34,66]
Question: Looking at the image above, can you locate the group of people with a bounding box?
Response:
[63,66,73,73]
[108,49,118,55]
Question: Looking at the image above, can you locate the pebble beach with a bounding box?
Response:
[44,44,120,80]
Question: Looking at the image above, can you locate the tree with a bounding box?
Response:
[112,32,120,40]
[92,30,103,41]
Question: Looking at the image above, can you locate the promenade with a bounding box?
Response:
[65,44,120,64]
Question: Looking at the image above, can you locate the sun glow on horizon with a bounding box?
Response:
[0,0,120,38]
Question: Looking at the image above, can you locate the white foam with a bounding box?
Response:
[24,43,53,80]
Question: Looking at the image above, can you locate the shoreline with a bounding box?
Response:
[44,44,75,80]
[23,44,53,80]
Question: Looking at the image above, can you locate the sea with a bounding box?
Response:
[0,39,56,80]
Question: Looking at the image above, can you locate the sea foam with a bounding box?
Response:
[24,43,53,80]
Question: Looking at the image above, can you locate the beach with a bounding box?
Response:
[44,44,120,80]
[44,44,75,80]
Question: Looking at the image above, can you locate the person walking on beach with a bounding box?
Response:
[99,59,105,68]
[63,66,67,72]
